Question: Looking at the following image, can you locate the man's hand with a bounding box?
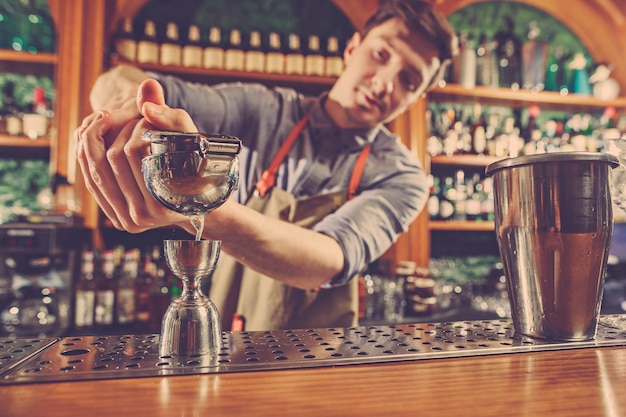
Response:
[75,78,198,233]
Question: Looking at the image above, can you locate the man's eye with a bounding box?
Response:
[374,49,388,62]
[399,73,419,92]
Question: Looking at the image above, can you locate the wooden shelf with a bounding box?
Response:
[430,154,504,168]
[0,49,57,64]
[429,83,626,112]
[429,220,495,232]
[0,134,51,148]
[110,58,336,95]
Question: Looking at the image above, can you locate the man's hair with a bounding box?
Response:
[361,0,459,90]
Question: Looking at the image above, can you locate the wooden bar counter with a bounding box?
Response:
[5,345,626,417]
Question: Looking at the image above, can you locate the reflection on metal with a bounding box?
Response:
[1,315,625,385]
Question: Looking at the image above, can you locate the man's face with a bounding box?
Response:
[327,18,441,129]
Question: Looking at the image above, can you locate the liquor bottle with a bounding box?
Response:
[457,32,476,89]
[465,173,482,221]
[1,81,22,136]
[160,22,182,66]
[135,249,156,326]
[224,28,245,71]
[544,45,569,93]
[203,27,224,70]
[116,249,138,326]
[494,16,522,89]
[244,30,265,73]
[113,17,137,62]
[74,250,96,330]
[136,20,159,64]
[265,32,285,74]
[521,21,549,91]
[149,245,171,330]
[285,33,305,75]
[182,24,203,68]
[438,176,456,221]
[324,36,344,77]
[21,86,48,139]
[426,174,440,220]
[94,250,116,330]
[453,169,467,221]
[304,35,325,76]
[475,33,498,88]
[470,104,487,155]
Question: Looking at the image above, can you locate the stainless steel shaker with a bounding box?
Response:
[486,152,619,341]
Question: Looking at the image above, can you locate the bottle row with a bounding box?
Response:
[113,18,345,77]
[447,20,619,100]
[427,171,495,223]
[73,245,181,333]
[426,103,626,159]
[0,74,55,139]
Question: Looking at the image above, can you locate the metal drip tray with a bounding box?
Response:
[0,337,58,378]
[2,315,626,385]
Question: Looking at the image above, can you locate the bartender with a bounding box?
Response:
[74,0,458,331]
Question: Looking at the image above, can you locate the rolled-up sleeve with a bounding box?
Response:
[314,143,427,287]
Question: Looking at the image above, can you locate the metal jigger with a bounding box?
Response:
[141,130,241,358]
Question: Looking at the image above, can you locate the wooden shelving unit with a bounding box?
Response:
[110,58,336,95]
[0,133,51,149]
[429,83,626,112]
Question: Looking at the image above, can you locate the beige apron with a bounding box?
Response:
[209,115,371,331]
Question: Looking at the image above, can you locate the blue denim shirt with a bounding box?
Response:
[154,74,427,286]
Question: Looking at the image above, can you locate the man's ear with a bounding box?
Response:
[343,32,362,65]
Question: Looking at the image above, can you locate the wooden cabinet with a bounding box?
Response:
[43,0,626,268]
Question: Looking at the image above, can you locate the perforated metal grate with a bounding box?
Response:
[2,315,625,385]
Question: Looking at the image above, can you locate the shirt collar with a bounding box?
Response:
[305,92,382,151]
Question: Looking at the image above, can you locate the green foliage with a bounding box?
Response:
[0,159,49,222]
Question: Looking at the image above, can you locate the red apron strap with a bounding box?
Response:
[255,114,311,197]
[348,144,371,200]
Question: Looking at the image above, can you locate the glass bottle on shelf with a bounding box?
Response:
[325,36,344,77]
[149,244,171,330]
[465,173,482,221]
[438,176,456,221]
[475,33,498,88]
[1,81,22,136]
[160,22,182,66]
[224,28,245,71]
[74,250,96,331]
[304,35,325,76]
[116,249,138,326]
[94,250,116,330]
[265,32,285,74]
[494,16,522,89]
[521,21,549,91]
[136,19,159,64]
[203,27,224,70]
[135,249,156,326]
[285,33,305,75]
[244,30,265,73]
[457,32,476,89]
[182,24,203,68]
[470,104,487,155]
[113,17,137,62]
[22,85,48,139]
[426,174,440,220]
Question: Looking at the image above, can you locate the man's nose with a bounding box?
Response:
[371,72,394,98]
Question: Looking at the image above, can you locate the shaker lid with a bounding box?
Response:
[485,152,619,176]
